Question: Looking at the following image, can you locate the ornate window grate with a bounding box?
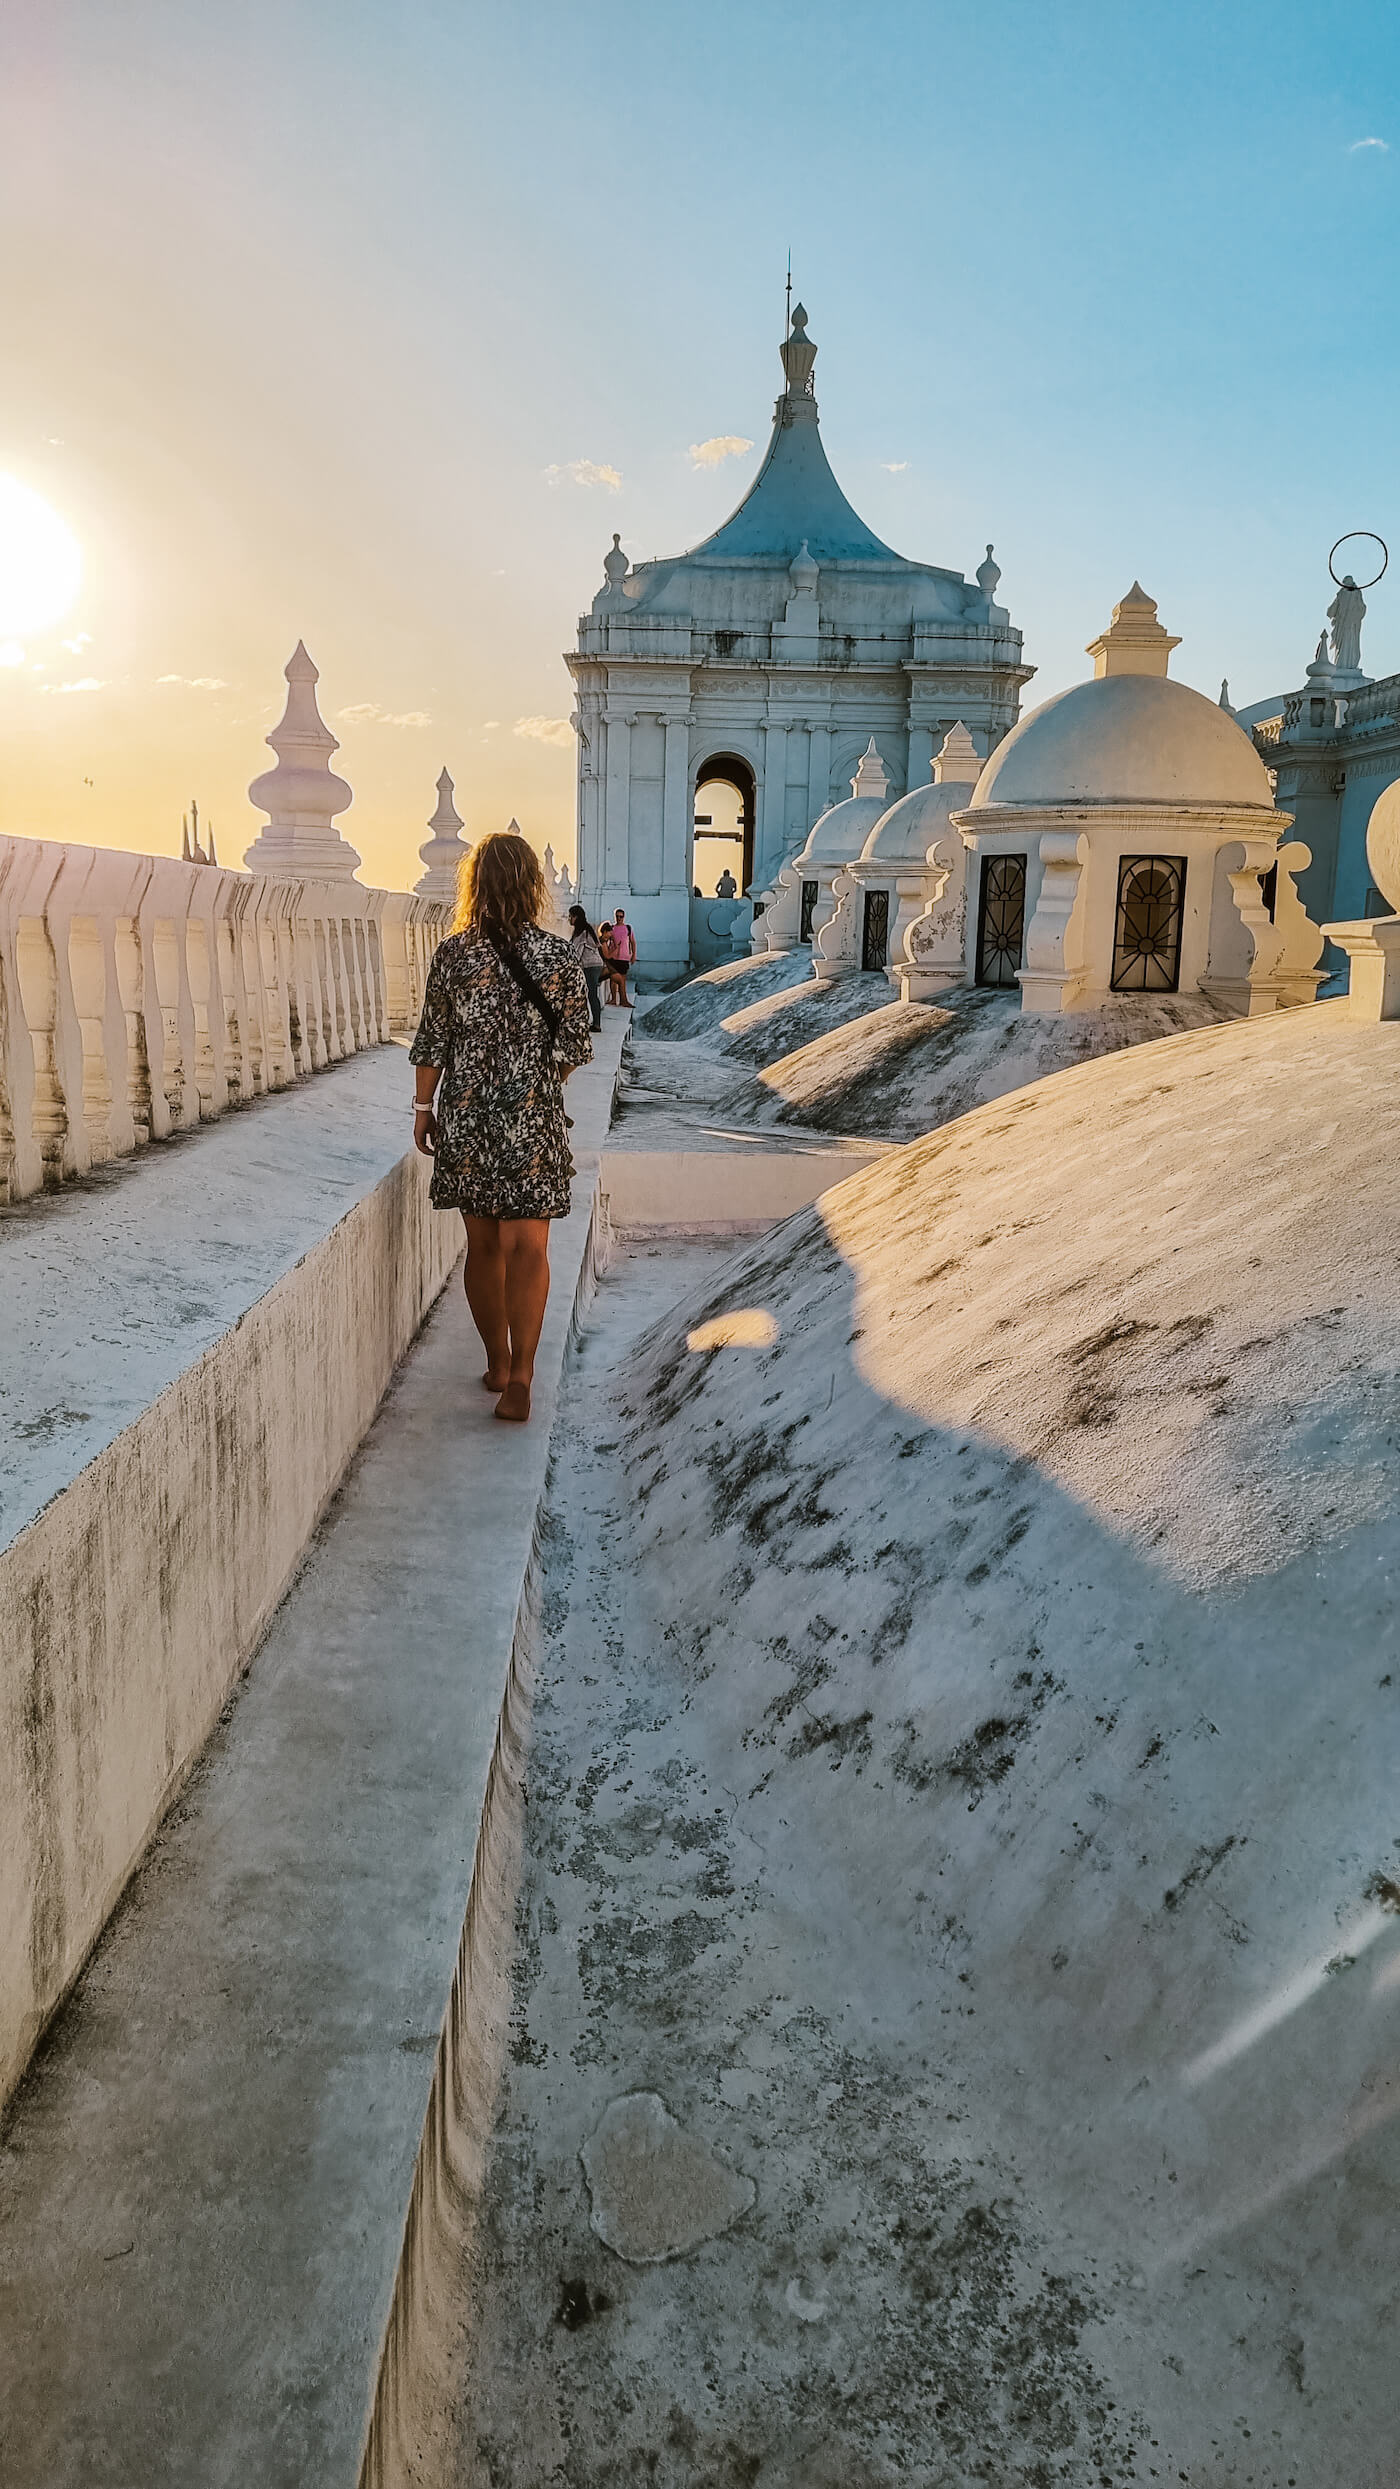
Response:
[861,887,890,971]
[974,853,1026,988]
[799,879,819,944]
[1110,854,1186,992]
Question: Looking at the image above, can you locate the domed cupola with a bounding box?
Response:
[754,741,892,954]
[814,725,984,988]
[953,588,1321,1015]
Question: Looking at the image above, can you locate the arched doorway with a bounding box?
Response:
[693,754,756,896]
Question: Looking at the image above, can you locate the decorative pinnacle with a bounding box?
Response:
[851,737,889,799]
[780,302,818,400]
[932,722,982,784]
[1085,583,1181,680]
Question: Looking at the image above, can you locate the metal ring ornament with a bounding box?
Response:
[1329,532,1388,590]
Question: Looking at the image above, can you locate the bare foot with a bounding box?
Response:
[481,1370,509,1392]
[494,1381,532,1423]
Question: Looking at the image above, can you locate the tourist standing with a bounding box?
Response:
[410,831,592,1424]
[567,904,606,1030]
[607,906,636,1007]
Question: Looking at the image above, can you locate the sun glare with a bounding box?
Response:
[0,475,82,639]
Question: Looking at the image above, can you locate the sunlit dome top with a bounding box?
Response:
[968,586,1275,815]
[797,740,891,864]
[860,722,982,861]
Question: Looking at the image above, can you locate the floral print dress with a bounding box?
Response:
[408,925,593,1218]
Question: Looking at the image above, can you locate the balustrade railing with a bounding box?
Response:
[0,835,448,1203]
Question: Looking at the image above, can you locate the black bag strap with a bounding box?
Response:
[484,931,561,1046]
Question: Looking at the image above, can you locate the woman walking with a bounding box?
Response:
[410,831,592,1423]
[567,904,606,1031]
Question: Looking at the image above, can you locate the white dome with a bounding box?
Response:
[968,673,1276,814]
[860,779,965,865]
[797,792,890,866]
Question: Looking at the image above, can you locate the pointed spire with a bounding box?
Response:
[1085,583,1181,680]
[931,722,982,785]
[181,811,192,863]
[851,737,889,800]
[1219,678,1233,713]
[415,765,471,902]
[206,821,218,867]
[244,641,360,880]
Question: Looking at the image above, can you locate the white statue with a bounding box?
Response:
[1327,574,1366,676]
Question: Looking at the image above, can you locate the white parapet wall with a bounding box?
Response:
[0,1049,460,2110]
[0,834,448,1202]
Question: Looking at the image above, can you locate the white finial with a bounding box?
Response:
[931,722,981,785]
[975,544,1001,606]
[851,737,889,799]
[778,302,818,414]
[1084,583,1182,680]
[603,532,629,589]
[789,538,819,594]
[415,764,471,901]
[244,641,361,880]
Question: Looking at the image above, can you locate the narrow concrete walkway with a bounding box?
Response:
[0,1016,628,2489]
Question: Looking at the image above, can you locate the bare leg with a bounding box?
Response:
[462,1215,510,1389]
[494,1217,551,1421]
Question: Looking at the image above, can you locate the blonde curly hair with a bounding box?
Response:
[452,830,546,945]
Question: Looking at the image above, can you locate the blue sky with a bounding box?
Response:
[3,0,1398,876]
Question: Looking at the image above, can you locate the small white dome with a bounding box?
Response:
[797,792,891,865]
[968,673,1276,814]
[859,779,965,864]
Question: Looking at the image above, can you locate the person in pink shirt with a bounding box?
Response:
[603,908,635,1006]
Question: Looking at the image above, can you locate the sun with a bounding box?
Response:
[0,475,82,639]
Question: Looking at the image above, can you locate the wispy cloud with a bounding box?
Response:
[39,676,104,694]
[545,458,622,491]
[881,460,910,473]
[62,631,92,653]
[1350,135,1389,151]
[514,714,574,749]
[689,434,753,470]
[337,701,431,727]
[157,672,228,690]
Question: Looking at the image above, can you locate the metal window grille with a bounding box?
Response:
[861,887,890,971]
[1110,855,1186,993]
[974,854,1027,988]
[799,880,819,945]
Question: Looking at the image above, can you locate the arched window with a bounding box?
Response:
[1111,855,1186,992]
[861,888,890,970]
[975,853,1026,988]
[693,754,756,896]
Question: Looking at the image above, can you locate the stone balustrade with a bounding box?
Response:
[0,833,448,1203]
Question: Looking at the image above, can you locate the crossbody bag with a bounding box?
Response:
[484,931,561,1047]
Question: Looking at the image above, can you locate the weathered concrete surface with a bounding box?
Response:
[2,1045,434,1546]
[459,1010,1400,2484]
[0,1049,461,2107]
[601,1142,885,1232]
[0,1018,627,2486]
[625,971,1231,1157]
